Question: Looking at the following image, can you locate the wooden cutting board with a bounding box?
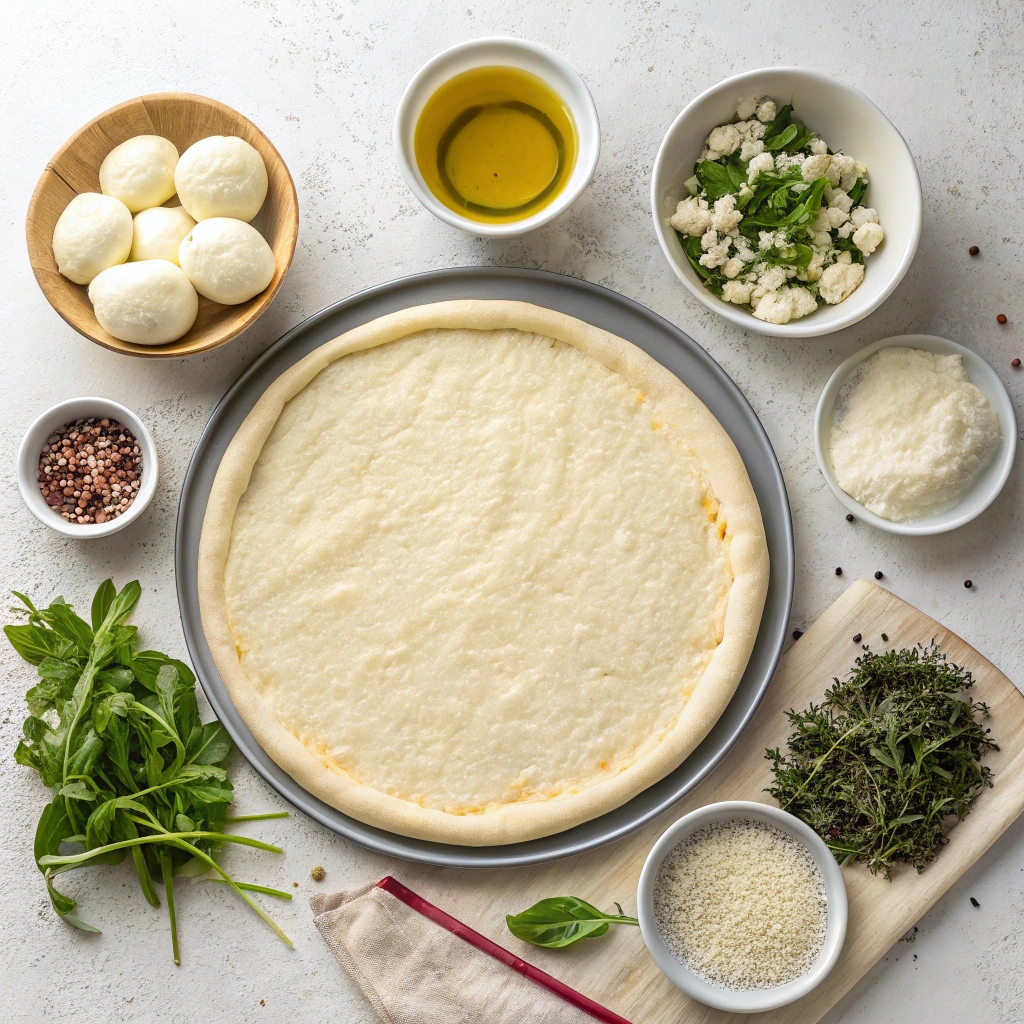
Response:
[392,580,1024,1023]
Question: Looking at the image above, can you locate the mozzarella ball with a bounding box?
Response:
[174,136,268,222]
[179,218,275,304]
[99,135,179,213]
[129,206,196,264]
[88,260,198,345]
[52,192,133,284]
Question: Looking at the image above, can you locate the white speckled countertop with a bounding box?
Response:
[2,1,1022,1021]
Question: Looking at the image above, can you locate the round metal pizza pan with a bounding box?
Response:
[175,266,794,868]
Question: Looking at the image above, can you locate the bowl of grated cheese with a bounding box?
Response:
[637,800,847,1013]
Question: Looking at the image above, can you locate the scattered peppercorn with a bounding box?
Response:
[969,245,980,256]
[881,633,889,642]
[36,417,142,525]
[997,314,1008,324]
[292,881,299,888]
[835,567,843,576]
[310,865,326,881]
[1013,358,1021,368]
[874,570,883,580]
[845,513,855,522]
[260,1000,265,1007]
[853,633,862,643]
[970,897,980,908]
[964,580,973,589]
[792,629,803,640]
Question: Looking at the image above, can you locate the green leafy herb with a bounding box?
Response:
[7,580,292,961]
[694,159,737,201]
[506,896,638,948]
[766,643,997,878]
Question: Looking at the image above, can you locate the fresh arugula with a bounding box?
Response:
[8,579,292,962]
[766,643,997,878]
[506,896,638,948]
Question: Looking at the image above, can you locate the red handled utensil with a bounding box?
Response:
[376,876,633,1024]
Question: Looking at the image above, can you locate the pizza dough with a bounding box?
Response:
[88,259,198,345]
[199,301,768,845]
[52,192,133,284]
[99,135,179,212]
[174,136,268,222]
[130,206,196,264]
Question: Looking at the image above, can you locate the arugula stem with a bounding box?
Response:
[161,853,180,965]
[225,812,291,822]
[163,837,293,948]
[38,830,284,867]
[204,878,294,899]
[133,846,161,908]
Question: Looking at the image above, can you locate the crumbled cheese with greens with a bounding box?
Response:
[652,819,828,991]
[672,96,884,325]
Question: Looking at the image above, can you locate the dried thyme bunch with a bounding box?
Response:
[766,643,997,877]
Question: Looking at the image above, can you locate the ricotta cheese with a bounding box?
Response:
[829,346,1001,521]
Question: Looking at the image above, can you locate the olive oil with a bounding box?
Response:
[414,66,578,223]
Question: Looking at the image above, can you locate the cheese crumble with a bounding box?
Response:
[653,818,827,990]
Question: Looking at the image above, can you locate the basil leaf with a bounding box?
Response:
[695,159,737,200]
[5,624,75,665]
[91,579,116,632]
[506,896,639,949]
[764,123,799,152]
[187,722,233,765]
[762,103,793,143]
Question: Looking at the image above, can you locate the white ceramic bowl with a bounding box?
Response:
[17,397,159,539]
[637,800,847,1014]
[651,67,922,337]
[814,334,1017,535]
[394,37,600,237]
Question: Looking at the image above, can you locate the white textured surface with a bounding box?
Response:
[1,1,1021,1021]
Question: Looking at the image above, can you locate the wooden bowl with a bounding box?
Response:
[26,92,298,358]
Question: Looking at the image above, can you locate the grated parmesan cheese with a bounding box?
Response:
[652,818,827,990]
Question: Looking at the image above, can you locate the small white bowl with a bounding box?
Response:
[18,397,159,539]
[394,37,600,237]
[637,800,847,1014]
[651,67,922,337]
[815,335,1017,535]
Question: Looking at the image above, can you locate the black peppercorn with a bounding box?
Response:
[853,633,862,643]
[845,513,855,522]
[874,571,883,579]
[970,897,980,908]
[792,629,803,640]
[835,567,843,576]
[965,580,973,589]
[881,633,889,642]
[968,245,980,256]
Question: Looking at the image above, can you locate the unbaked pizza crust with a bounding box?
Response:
[198,301,769,845]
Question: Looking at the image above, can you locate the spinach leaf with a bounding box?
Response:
[506,896,639,949]
[847,177,867,205]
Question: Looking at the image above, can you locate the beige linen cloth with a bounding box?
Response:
[311,881,598,1023]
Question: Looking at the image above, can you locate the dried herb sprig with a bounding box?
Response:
[766,643,997,878]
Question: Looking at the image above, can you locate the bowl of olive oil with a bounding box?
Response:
[395,38,600,236]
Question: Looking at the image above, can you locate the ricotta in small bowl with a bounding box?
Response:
[814,335,1016,535]
[829,347,1001,522]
